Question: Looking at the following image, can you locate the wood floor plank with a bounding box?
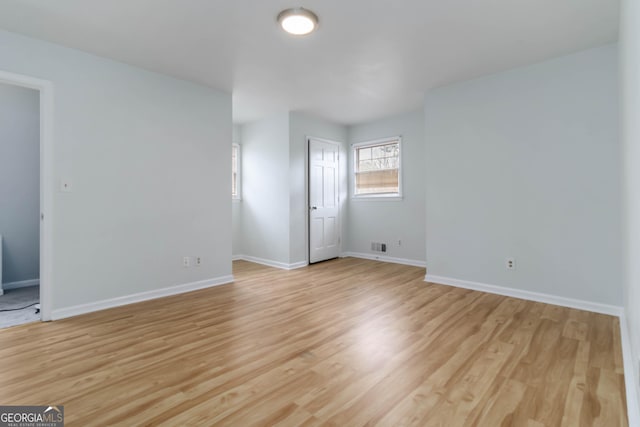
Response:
[421,340,515,427]
[472,378,528,426]
[0,258,629,426]
[561,340,591,427]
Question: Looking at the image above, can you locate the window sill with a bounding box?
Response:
[351,195,403,201]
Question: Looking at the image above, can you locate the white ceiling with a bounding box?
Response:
[0,0,619,125]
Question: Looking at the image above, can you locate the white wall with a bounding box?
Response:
[424,44,621,306]
[238,113,291,264]
[620,0,640,412]
[289,112,348,265]
[346,110,426,264]
[0,83,39,284]
[0,30,232,311]
[234,112,347,266]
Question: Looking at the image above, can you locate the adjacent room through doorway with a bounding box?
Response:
[0,82,41,328]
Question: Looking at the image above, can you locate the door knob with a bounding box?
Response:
[310,206,318,210]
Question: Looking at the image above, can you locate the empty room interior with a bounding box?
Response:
[0,1,639,426]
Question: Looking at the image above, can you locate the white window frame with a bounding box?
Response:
[232,143,241,200]
[351,136,403,200]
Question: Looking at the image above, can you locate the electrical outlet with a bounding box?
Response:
[506,258,515,270]
[195,256,202,266]
[183,256,190,267]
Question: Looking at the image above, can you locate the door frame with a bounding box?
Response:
[306,136,342,264]
[0,70,54,321]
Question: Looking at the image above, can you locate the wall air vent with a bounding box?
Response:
[371,242,387,253]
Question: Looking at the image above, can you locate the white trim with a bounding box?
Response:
[620,313,640,427]
[350,135,403,147]
[424,274,623,316]
[51,275,234,320]
[287,260,309,270]
[2,279,39,290]
[350,195,404,201]
[0,70,54,322]
[341,251,426,268]
[233,255,308,270]
[307,136,342,145]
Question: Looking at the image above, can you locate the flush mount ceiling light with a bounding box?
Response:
[277,8,319,36]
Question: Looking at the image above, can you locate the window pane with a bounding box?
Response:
[232,172,237,196]
[232,145,239,197]
[358,147,371,160]
[371,145,386,159]
[354,140,400,196]
[355,169,399,194]
[358,159,374,172]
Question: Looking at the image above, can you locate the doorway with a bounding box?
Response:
[0,70,53,324]
[308,138,340,263]
[0,83,40,327]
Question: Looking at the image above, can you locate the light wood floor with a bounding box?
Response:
[0,258,628,426]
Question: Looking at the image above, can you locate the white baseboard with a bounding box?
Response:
[2,278,39,290]
[52,275,234,320]
[620,313,640,427]
[341,252,426,268]
[288,260,309,270]
[424,274,623,317]
[233,255,308,270]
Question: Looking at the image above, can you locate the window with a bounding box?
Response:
[232,143,241,199]
[353,137,401,198]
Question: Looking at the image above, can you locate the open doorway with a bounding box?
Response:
[0,83,40,327]
[0,70,53,326]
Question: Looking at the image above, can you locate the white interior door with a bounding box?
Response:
[309,138,340,263]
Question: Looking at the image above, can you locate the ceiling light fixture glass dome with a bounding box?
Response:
[277,8,319,36]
